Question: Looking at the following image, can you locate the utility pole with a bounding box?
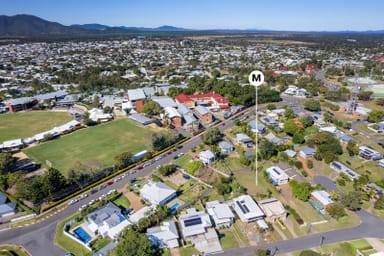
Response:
[249,71,264,187]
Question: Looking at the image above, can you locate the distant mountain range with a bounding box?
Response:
[0,14,383,37]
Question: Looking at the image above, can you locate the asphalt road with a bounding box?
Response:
[312,176,342,195]
[219,209,384,256]
[0,106,254,256]
[352,120,382,144]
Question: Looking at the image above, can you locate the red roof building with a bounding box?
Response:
[175,92,229,110]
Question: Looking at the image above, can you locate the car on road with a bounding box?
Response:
[167,151,172,155]
[99,184,106,190]
[136,165,143,170]
[79,193,88,200]
[106,181,114,186]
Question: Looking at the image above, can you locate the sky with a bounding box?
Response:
[1,0,384,31]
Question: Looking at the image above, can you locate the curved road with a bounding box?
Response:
[219,210,384,256]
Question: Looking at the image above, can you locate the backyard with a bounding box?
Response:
[0,111,73,142]
[24,119,157,175]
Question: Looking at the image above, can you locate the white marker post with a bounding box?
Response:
[249,71,264,187]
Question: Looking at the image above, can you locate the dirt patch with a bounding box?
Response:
[166,171,188,187]
[124,191,143,211]
[195,167,221,184]
[170,248,180,256]
[296,157,315,177]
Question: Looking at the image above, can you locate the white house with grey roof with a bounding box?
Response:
[310,190,334,209]
[178,208,212,239]
[87,202,131,239]
[140,182,177,206]
[266,166,290,185]
[127,88,146,101]
[206,200,234,228]
[199,150,216,165]
[233,195,265,223]
[235,133,253,147]
[152,96,178,109]
[146,221,179,248]
[218,141,235,153]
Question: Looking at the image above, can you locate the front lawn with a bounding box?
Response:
[219,231,239,250]
[113,194,131,209]
[0,245,30,256]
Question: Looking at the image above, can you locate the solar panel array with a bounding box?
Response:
[184,217,202,227]
[236,200,250,214]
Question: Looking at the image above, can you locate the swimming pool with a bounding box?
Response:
[73,227,91,244]
[169,202,180,213]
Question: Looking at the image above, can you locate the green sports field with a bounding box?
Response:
[24,119,156,175]
[0,111,73,143]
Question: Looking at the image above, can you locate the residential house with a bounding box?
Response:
[264,133,286,145]
[206,200,234,228]
[199,150,216,165]
[258,198,287,223]
[146,221,179,248]
[140,182,177,206]
[178,208,212,239]
[330,161,360,180]
[87,202,131,239]
[218,141,235,154]
[177,104,199,131]
[248,120,266,134]
[310,190,334,210]
[235,133,253,147]
[266,166,290,185]
[284,149,297,158]
[194,105,213,125]
[233,195,265,223]
[178,208,222,255]
[260,117,278,127]
[359,146,382,160]
[379,159,384,168]
[0,192,16,217]
[298,147,316,159]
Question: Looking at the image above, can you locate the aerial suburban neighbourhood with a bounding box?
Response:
[1,2,384,256]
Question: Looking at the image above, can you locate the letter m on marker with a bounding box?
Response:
[252,73,261,82]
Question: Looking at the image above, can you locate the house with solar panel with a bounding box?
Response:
[178,208,222,254]
[233,195,265,223]
[87,202,131,239]
[359,146,382,160]
[205,200,234,228]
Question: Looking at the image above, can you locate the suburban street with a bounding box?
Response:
[219,209,384,256]
[1,101,383,256]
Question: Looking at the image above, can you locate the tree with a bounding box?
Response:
[0,152,16,175]
[299,250,321,256]
[43,168,67,200]
[300,116,314,128]
[103,106,111,113]
[367,110,384,123]
[290,180,312,201]
[158,164,177,176]
[111,227,160,256]
[341,191,362,211]
[374,195,384,210]
[292,131,305,144]
[141,100,162,117]
[92,95,100,108]
[357,91,373,101]
[258,139,278,160]
[202,127,222,145]
[254,249,270,256]
[115,152,134,169]
[346,140,359,156]
[326,202,346,219]
[266,103,276,110]
[284,107,295,119]
[304,99,321,112]
[284,119,300,136]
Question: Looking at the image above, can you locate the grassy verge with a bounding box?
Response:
[179,246,199,256]
[0,245,30,256]
[313,211,360,233]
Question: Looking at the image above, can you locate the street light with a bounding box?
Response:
[249,71,264,186]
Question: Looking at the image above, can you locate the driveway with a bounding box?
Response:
[312,176,342,195]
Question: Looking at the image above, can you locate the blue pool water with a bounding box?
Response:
[169,202,180,213]
[73,227,91,243]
